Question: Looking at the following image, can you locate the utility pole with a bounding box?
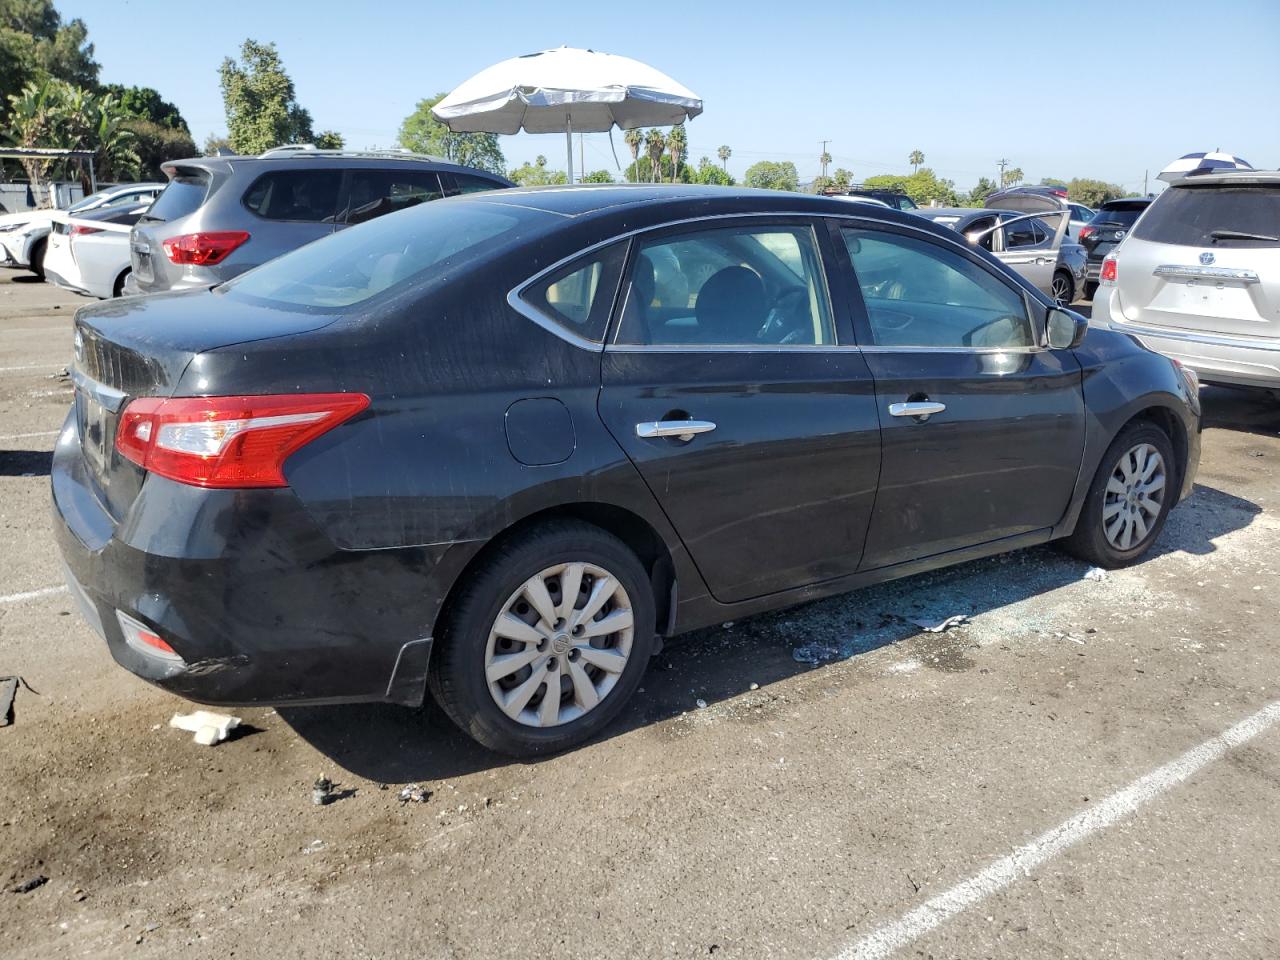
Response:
[1143,169,1148,196]
[997,157,1010,189]
[820,140,830,179]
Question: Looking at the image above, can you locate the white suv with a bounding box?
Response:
[1091,170,1280,393]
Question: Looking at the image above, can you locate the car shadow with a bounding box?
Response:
[0,450,53,477]
[10,274,43,284]
[281,481,1260,783]
[1199,386,1280,437]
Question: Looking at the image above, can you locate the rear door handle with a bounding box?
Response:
[636,420,717,441]
[888,401,946,421]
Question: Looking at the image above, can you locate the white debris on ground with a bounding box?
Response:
[169,711,241,746]
[1084,567,1109,582]
[908,614,969,633]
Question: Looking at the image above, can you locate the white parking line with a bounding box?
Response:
[0,585,68,605]
[0,362,66,372]
[835,699,1280,960]
[0,430,59,441]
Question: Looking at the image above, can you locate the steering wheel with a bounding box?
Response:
[758,287,811,344]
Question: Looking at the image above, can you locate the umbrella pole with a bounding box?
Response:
[565,115,574,185]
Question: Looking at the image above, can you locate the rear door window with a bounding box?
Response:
[342,170,444,225]
[1132,185,1280,247]
[242,170,343,222]
[521,242,627,342]
[145,172,210,222]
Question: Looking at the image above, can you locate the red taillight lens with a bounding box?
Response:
[1100,257,1118,283]
[70,224,103,237]
[161,231,250,266]
[1078,225,1095,242]
[115,393,369,488]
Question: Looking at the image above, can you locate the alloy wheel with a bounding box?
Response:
[1051,273,1072,304]
[1102,442,1166,550]
[484,562,634,728]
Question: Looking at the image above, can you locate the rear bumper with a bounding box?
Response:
[50,411,443,707]
[1108,322,1280,389]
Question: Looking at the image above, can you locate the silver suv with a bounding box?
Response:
[1091,171,1280,392]
[127,147,512,294]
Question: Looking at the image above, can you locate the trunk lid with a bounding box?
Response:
[1112,181,1280,339]
[131,163,219,289]
[71,290,337,522]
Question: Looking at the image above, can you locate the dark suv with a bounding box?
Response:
[127,147,513,294]
[823,186,918,211]
[1079,197,1152,297]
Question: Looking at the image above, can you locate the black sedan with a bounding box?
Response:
[53,186,1200,755]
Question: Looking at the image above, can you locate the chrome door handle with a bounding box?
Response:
[635,419,717,441]
[888,401,946,421]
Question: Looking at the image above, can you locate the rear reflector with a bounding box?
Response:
[1100,257,1118,283]
[117,610,184,663]
[115,393,370,488]
[162,231,250,265]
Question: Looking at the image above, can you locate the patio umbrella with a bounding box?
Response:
[432,47,703,183]
[1157,151,1253,183]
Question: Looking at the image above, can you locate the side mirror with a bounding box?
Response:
[1046,306,1088,350]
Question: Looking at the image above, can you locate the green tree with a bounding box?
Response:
[102,84,188,132]
[666,124,687,184]
[218,39,313,155]
[625,155,692,184]
[580,169,614,183]
[1039,177,1068,189]
[314,129,344,150]
[810,175,834,194]
[203,132,232,155]
[1067,177,1126,207]
[1000,166,1024,188]
[717,144,731,171]
[832,167,852,190]
[126,118,196,180]
[743,160,799,192]
[644,128,665,184]
[0,0,99,134]
[695,156,734,186]
[963,176,997,206]
[909,149,924,173]
[398,93,505,175]
[507,154,567,187]
[864,167,957,205]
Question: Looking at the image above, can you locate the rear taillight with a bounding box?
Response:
[115,393,369,488]
[1100,257,1118,283]
[1078,225,1095,242]
[161,231,250,266]
[117,610,183,662]
[70,224,103,237]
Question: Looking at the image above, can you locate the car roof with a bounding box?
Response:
[1098,197,1153,207]
[469,184,938,224]
[1168,169,1280,187]
[160,154,513,183]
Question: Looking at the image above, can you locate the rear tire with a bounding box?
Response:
[1051,270,1074,305]
[29,238,46,281]
[428,520,656,756]
[1061,421,1177,568]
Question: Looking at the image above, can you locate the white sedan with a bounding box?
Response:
[43,202,150,299]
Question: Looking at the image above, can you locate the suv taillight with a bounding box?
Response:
[115,393,369,488]
[1100,257,1118,283]
[161,231,250,266]
[1078,225,1095,242]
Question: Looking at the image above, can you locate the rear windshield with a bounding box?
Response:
[222,200,533,309]
[144,172,210,222]
[1088,202,1147,228]
[1132,185,1280,248]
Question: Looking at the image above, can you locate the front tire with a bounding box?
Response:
[428,521,656,756]
[1051,270,1074,305]
[1061,421,1177,568]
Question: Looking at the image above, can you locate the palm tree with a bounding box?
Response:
[820,150,832,178]
[624,128,643,182]
[717,144,731,172]
[644,128,665,184]
[666,124,687,184]
[909,149,924,173]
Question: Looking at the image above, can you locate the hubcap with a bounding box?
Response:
[1102,442,1167,550]
[484,562,634,728]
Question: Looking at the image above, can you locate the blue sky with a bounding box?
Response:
[61,0,1280,192]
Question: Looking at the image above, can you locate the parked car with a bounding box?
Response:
[1090,170,1280,392]
[915,206,1086,303]
[126,148,513,295]
[0,183,164,279]
[42,202,150,299]
[1067,203,1095,242]
[1079,198,1153,297]
[54,186,1200,756]
[824,186,918,211]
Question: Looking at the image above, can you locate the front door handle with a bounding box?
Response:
[888,401,946,421]
[636,419,717,442]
